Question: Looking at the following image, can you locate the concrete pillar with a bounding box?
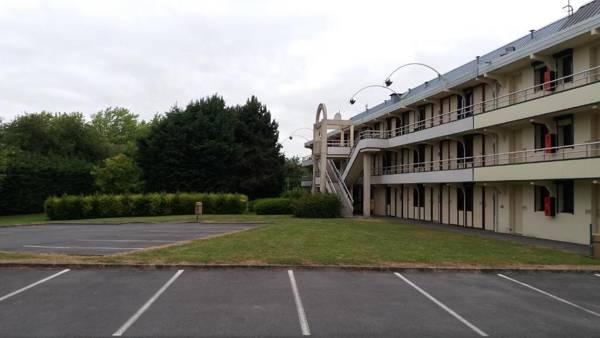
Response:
[363,153,371,217]
[340,128,345,146]
[319,121,327,193]
[350,126,354,147]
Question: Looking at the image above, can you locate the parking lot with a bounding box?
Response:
[0,268,599,337]
[0,222,257,255]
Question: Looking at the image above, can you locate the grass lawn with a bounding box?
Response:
[106,216,599,267]
[0,214,598,267]
[0,213,48,226]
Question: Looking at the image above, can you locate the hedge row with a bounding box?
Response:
[44,192,247,220]
[253,198,292,215]
[292,193,340,218]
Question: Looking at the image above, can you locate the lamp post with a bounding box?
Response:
[384,62,446,88]
[349,85,401,105]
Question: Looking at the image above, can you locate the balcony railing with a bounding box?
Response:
[372,141,600,176]
[327,140,351,147]
[358,65,600,141]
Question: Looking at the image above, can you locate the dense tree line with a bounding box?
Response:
[0,95,298,215]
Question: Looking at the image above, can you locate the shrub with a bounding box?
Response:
[281,188,309,199]
[292,193,340,218]
[254,198,292,215]
[44,192,247,220]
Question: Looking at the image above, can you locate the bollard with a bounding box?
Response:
[195,202,203,222]
[593,233,600,259]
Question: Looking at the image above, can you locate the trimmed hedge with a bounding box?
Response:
[253,198,292,215]
[292,193,340,218]
[44,192,247,220]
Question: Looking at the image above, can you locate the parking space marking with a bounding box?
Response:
[394,273,488,337]
[113,269,184,337]
[288,270,311,336]
[23,245,144,250]
[0,269,70,303]
[595,274,600,278]
[497,274,600,318]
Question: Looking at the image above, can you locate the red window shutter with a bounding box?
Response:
[544,134,554,153]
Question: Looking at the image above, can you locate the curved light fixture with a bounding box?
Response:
[384,62,444,87]
[349,85,400,106]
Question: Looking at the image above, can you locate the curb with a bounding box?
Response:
[0,262,599,273]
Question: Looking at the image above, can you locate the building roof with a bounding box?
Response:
[349,0,600,125]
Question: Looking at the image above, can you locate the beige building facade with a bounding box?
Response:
[303,1,600,245]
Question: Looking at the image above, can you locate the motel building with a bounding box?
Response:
[302,0,600,245]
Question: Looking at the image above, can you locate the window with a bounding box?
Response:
[555,49,573,83]
[534,186,550,212]
[457,188,464,211]
[533,62,548,92]
[413,145,426,170]
[463,90,474,118]
[465,185,473,212]
[457,136,473,166]
[413,185,425,207]
[534,123,549,150]
[556,180,574,214]
[457,94,464,119]
[555,115,574,147]
[416,107,426,131]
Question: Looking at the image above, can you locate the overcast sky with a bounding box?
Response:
[0,0,589,157]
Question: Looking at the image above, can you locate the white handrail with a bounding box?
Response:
[373,140,600,176]
[357,65,600,141]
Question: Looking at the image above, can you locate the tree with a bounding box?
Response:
[137,95,239,192]
[91,107,144,156]
[283,156,305,192]
[91,154,143,194]
[0,112,104,214]
[2,112,107,162]
[232,96,285,198]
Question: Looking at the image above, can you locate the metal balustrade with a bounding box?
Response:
[372,141,600,176]
[357,66,600,141]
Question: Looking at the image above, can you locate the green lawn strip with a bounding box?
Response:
[111,217,599,267]
[0,213,272,226]
[0,214,48,226]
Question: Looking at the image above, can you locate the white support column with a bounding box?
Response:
[350,125,355,147]
[319,120,327,193]
[363,153,371,217]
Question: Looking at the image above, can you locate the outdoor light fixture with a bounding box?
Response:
[348,84,399,107]
[384,62,445,89]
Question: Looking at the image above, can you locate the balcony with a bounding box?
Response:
[475,66,600,129]
[474,141,600,181]
[327,140,351,157]
[301,175,313,187]
[301,155,313,167]
[372,141,600,184]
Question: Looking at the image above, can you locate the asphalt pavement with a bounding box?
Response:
[0,222,256,255]
[0,268,599,337]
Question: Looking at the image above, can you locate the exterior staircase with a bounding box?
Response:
[325,160,354,217]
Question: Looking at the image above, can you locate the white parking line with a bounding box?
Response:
[0,269,70,303]
[288,270,311,336]
[113,269,184,336]
[595,274,600,278]
[497,273,600,318]
[394,273,488,337]
[23,245,144,250]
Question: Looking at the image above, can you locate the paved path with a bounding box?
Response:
[378,217,590,254]
[0,268,599,337]
[0,222,257,255]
